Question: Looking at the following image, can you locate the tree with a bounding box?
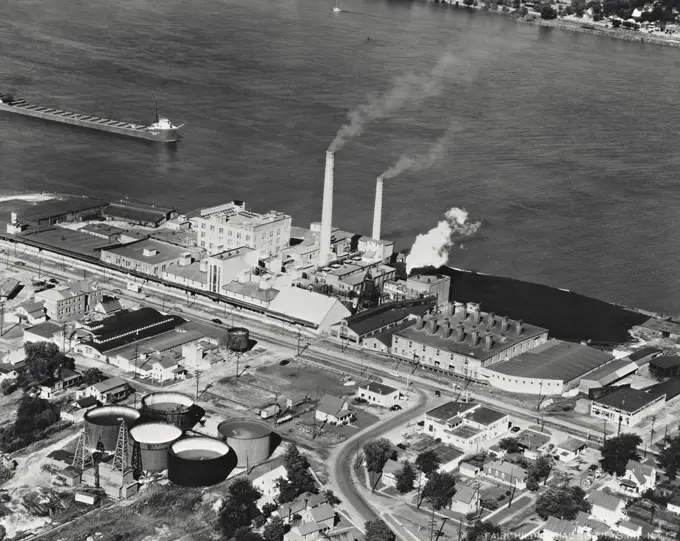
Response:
[323,489,341,505]
[658,434,680,480]
[395,461,417,493]
[261,502,278,518]
[612,17,622,26]
[19,342,69,389]
[82,368,104,385]
[263,516,286,541]
[363,438,393,473]
[600,433,642,476]
[526,455,553,490]
[540,4,558,17]
[364,519,396,541]
[519,5,529,15]
[498,438,523,454]
[218,478,262,539]
[464,0,475,6]
[235,527,265,541]
[1,380,16,396]
[275,477,298,504]
[535,485,591,520]
[466,520,501,541]
[419,471,457,510]
[415,450,441,476]
[283,444,315,496]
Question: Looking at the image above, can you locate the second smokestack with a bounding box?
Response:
[372,176,383,240]
[319,151,334,267]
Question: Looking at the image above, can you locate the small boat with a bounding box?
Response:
[333,0,342,12]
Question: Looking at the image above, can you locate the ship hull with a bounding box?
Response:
[0,98,178,143]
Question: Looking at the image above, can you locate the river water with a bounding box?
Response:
[1,0,679,314]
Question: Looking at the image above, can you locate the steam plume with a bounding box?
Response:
[379,122,460,180]
[406,208,481,274]
[328,53,457,153]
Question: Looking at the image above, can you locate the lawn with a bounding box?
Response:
[486,493,532,525]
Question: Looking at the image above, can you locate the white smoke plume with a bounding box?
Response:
[328,53,458,153]
[405,208,481,274]
[380,122,460,180]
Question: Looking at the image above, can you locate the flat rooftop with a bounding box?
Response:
[342,299,435,337]
[19,197,108,222]
[227,210,289,227]
[163,261,207,284]
[396,311,548,362]
[594,386,663,413]
[488,340,613,382]
[223,280,279,303]
[360,382,398,395]
[430,444,464,464]
[109,328,205,360]
[101,238,188,265]
[448,425,482,439]
[22,227,112,256]
[210,246,254,261]
[426,401,477,422]
[466,406,506,426]
[650,356,680,369]
[81,224,127,236]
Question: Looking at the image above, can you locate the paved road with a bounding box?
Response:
[327,388,429,532]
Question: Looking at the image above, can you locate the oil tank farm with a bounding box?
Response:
[140,392,197,432]
[84,406,141,451]
[130,423,182,472]
[217,419,272,468]
[168,437,237,487]
[227,327,250,353]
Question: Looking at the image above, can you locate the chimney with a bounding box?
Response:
[428,319,439,335]
[372,177,384,240]
[415,316,425,331]
[456,325,465,343]
[453,301,464,314]
[472,310,481,325]
[515,319,524,336]
[501,316,509,333]
[442,325,453,339]
[319,151,334,267]
[462,305,469,321]
[485,333,493,350]
[486,312,495,328]
[438,320,450,337]
[471,330,480,347]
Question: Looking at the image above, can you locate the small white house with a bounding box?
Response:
[589,491,626,526]
[381,459,401,487]
[315,395,352,426]
[253,464,288,505]
[450,485,479,515]
[356,382,400,408]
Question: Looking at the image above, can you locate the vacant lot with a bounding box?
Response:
[255,360,358,401]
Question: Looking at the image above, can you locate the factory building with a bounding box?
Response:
[34,281,103,320]
[384,274,452,306]
[100,238,201,277]
[424,401,510,452]
[649,356,680,378]
[207,247,258,294]
[316,260,397,297]
[103,201,177,227]
[590,386,666,428]
[268,286,351,332]
[392,303,548,380]
[9,197,109,228]
[193,201,292,257]
[109,329,208,370]
[80,223,127,243]
[484,340,615,395]
[328,298,435,347]
[578,357,639,394]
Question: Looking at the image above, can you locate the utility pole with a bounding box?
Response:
[603,419,608,442]
[618,414,623,437]
[311,386,320,440]
[0,302,4,337]
[195,367,200,400]
[433,517,448,541]
[429,504,436,541]
[647,416,657,458]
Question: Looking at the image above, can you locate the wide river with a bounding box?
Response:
[1,0,679,314]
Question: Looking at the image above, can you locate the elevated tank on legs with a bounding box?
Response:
[168,437,236,487]
[217,419,272,468]
[84,406,141,452]
[130,423,182,472]
[140,392,197,432]
[227,327,249,353]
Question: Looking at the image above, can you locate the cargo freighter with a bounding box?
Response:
[0,94,183,143]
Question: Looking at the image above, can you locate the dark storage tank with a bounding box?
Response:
[168,437,236,487]
[227,327,249,353]
[130,423,183,472]
[140,392,197,432]
[217,419,272,468]
[84,406,141,452]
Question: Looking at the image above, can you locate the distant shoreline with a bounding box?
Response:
[433,1,680,48]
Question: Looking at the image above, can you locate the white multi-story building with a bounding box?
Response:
[424,401,510,452]
[34,281,103,320]
[193,202,292,257]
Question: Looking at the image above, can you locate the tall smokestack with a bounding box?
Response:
[319,151,334,267]
[372,176,384,240]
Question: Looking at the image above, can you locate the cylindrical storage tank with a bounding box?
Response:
[168,437,237,487]
[140,392,195,432]
[217,419,272,468]
[130,423,182,472]
[227,327,249,353]
[84,406,141,452]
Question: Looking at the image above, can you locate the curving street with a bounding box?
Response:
[327,388,430,535]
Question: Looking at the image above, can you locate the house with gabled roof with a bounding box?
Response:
[619,460,655,496]
[541,516,578,541]
[381,459,401,487]
[450,484,479,515]
[315,394,352,426]
[308,504,336,530]
[589,491,626,526]
[85,377,131,404]
[616,520,642,539]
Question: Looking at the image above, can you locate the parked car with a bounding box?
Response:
[434,390,441,397]
[15,261,25,267]
[49,278,59,284]
[397,443,408,450]
[279,359,290,366]
[390,405,402,411]
[511,426,521,433]
[113,288,122,294]
[172,306,183,313]
[588,464,598,472]
[417,420,425,427]
[212,318,223,324]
